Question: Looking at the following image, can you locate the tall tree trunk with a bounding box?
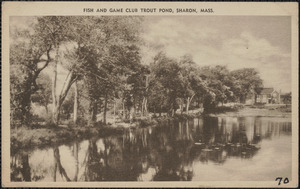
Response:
[103,92,108,124]
[240,94,246,104]
[52,70,77,125]
[172,99,176,117]
[44,104,48,115]
[133,97,136,116]
[86,73,98,126]
[52,105,61,126]
[52,46,59,125]
[186,94,195,114]
[144,75,149,116]
[141,98,145,116]
[142,97,148,116]
[88,99,97,126]
[122,101,126,119]
[113,99,116,124]
[180,101,184,114]
[144,98,148,116]
[129,107,134,124]
[73,81,78,124]
[21,90,32,126]
[159,104,162,117]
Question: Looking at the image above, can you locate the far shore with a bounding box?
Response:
[208,105,291,118]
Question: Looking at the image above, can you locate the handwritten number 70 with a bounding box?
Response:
[275,177,289,185]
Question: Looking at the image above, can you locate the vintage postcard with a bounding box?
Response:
[2,2,298,188]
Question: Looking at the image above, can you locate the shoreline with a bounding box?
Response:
[208,106,291,118]
[11,106,291,154]
[10,116,173,154]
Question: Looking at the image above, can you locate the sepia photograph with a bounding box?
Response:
[2,2,298,188]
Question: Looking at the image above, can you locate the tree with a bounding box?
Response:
[76,16,143,125]
[37,16,79,125]
[73,81,79,124]
[126,64,150,118]
[198,66,235,112]
[27,16,143,126]
[230,68,263,103]
[148,79,168,116]
[148,52,185,116]
[10,18,52,126]
[178,55,207,113]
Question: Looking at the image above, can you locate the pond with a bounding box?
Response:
[11,116,292,182]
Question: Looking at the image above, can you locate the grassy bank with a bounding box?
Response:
[208,105,291,118]
[10,116,172,153]
[12,105,290,153]
[11,125,126,154]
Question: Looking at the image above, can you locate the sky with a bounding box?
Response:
[140,16,291,93]
[10,16,292,93]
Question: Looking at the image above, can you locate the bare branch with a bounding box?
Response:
[36,46,52,76]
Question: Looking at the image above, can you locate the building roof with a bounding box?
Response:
[280,92,291,97]
[260,88,275,95]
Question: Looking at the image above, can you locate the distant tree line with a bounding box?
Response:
[10,16,263,127]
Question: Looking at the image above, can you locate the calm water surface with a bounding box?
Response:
[11,116,292,182]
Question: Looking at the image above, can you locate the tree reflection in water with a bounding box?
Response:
[72,142,79,181]
[82,135,141,181]
[151,120,194,181]
[10,116,292,182]
[11,153,31,181]
[53,146,71,181]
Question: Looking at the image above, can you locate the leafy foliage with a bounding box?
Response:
[230,68,263,103]
[10,18,52,126]
[31,73,52,113]
[10,16,265,126]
